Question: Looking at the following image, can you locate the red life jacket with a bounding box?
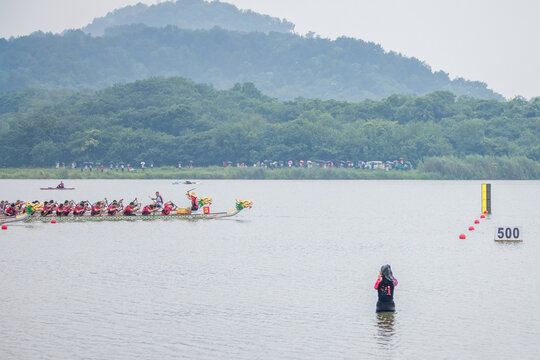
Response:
[161,204,171,215]
[107,205,117,216]
[123,206,133,215]
[142,206,152,216]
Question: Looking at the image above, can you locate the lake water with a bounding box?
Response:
[1,179,539,359]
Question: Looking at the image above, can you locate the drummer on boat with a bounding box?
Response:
[152,192,164,209]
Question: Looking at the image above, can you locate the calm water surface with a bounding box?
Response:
[1,179,539,359]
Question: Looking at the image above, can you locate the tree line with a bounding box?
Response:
[0,77,538,168]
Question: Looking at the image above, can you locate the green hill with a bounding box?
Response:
[0,24,502,101]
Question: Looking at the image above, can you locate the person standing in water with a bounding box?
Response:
[374,264,398,312]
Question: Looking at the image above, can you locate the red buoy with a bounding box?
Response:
[483,210,488,214]
[480,214,486,219]
[51,219,56,224]
[1,224,7,230]
[459,234,466,239]
[468,226,475,231]
[474,219,480,224]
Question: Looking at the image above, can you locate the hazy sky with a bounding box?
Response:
[0,0,539,99]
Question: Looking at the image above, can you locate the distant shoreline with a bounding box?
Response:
[0,166,433,180]
[0,166,538,180]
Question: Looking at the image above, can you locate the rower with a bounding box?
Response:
[73,201,88,216]
[123,198,140,216]
[107,200,122,216]
[4,203,17,216]
[141,203,158,216]
[90,199,107,216]
[56,181,65,189]
[56,202,65,217]
[161,201,176,215]
[41,201,56,216]
[62,200,74,216]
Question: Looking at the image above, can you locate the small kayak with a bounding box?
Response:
[172,181,198,185]
[40,187,75,190]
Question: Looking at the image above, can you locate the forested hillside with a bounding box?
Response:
[83,0,294,36]
[0,77,537,168]
[0,25,502,101]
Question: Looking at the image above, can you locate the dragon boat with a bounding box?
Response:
[16,200,253,223]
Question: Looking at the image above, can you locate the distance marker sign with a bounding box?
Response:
[494,226,523,242]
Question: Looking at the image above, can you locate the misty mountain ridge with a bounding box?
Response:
[0,0,503,101]
[82,0,295,36]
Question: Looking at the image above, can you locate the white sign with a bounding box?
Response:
[494,226,523,241]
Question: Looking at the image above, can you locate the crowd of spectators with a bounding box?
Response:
[222,159,414,170]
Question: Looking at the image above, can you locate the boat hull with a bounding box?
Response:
[0,213,29,224]
[22,209,242,222]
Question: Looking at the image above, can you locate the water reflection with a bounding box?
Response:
[375,311,397,347]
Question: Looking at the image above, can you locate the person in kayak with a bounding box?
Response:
[56,181,65,189]
[374,264,398,312]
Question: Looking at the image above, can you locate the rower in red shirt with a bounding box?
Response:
[90,199,107,216]
[56,202,66,217]
[4,203,17,216]
[107,199,122,216]
[141,204,158,216]
[123,198,140,216]
[62,200,74,216]
[73,201,88,216]
[161,201,177,215]
[41,201,56,216]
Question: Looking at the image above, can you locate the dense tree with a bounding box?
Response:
[0,77,537,168]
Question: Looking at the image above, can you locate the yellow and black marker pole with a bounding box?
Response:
[481,183,491,214]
